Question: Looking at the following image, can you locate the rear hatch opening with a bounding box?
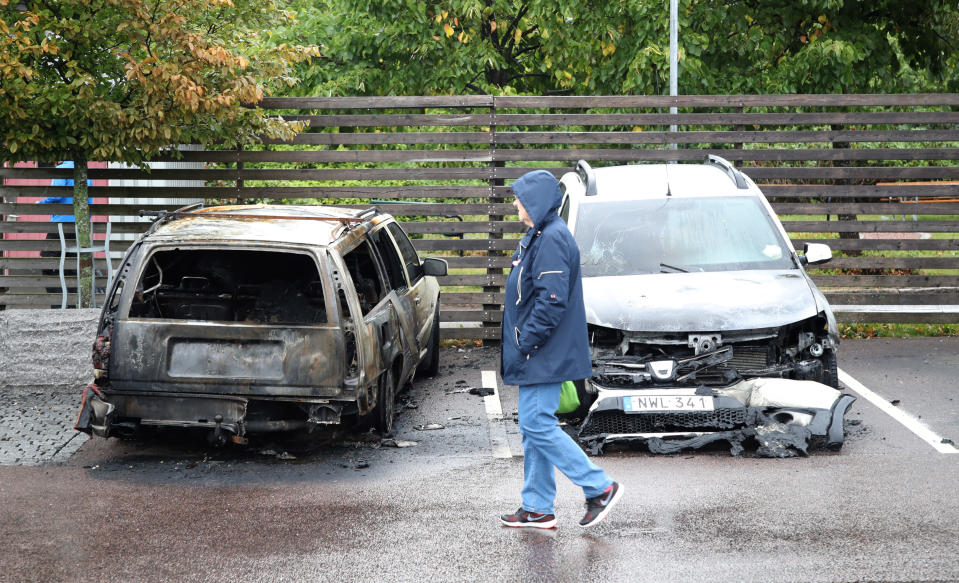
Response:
[129,248,328,324]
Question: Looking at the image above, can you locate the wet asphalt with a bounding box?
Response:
[2,330,959,583]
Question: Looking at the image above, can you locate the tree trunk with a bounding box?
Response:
[72,155,93,308]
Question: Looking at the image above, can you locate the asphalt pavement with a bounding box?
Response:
[1,312,958,583]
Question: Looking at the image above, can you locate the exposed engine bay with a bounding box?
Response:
[571,320,853,457]
[587,316,839,389]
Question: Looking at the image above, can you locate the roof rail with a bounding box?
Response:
[705,155,748,189]
[138,205,375,235]
[138,202,205,221]
[139,202,206,236]
[576,160,598,196]
[358,206,379,220]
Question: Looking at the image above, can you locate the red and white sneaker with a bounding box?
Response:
[579,482,624,528]
[500,507,557,529]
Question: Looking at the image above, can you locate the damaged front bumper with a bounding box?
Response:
[74,385,345,441]
[577,378,856,457]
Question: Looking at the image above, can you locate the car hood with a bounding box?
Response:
[582,270,820,332]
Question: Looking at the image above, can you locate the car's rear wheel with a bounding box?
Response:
[372,367,396,434]
[417,305,441,378]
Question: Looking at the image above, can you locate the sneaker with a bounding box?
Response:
[579,481,624,528]
[500,507,557,529]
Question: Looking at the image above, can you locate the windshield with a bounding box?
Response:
[574,196,795,277]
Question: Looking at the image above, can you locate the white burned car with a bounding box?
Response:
[558,156,855,456]
[75,204,446,443]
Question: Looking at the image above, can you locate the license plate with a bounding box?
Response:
[168,339,284,379]
[622,394,714,412]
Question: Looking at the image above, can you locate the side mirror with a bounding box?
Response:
[422,257,448,277]
[801,243,832,266]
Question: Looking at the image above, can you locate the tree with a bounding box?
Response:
[682,0,958,94]
[274,0,957,96]
[275,0,666,96]
[0,0,318,306]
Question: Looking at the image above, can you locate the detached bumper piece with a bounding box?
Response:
[578,378,856,458]
[74,384,116,438]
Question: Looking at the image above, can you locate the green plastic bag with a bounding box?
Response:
[556,380,580,414]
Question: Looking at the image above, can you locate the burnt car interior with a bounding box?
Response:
[388,222,425,282]
[368,228,408,290]
[129,249,328,324]
[342,241,386,314]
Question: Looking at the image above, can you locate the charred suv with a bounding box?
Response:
[75,204,447,443]
[558,157,855,456]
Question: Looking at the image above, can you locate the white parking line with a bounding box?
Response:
[839,368,959,454]
[481,370,512,459]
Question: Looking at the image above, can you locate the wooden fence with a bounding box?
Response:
[2,94,958,337]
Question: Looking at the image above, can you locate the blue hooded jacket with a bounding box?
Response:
[501,170,593,386]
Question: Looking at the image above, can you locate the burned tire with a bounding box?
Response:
[417,305,440,378]
[821,348,839,389]
[372,367,396,434]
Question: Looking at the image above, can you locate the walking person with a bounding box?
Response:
[499,170,623,530]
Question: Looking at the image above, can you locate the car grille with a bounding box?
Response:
[579,408,746,437]
[728,346,770,370]
[691,345,771,383]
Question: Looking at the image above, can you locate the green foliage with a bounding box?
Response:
[685,0,958,94]
[0,0,318,306]
[840,323,959,339]
[0,0,319,165]
[274,0,958,96]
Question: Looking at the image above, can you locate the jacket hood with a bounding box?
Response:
[582,270,820,332]
[512,170,561,230]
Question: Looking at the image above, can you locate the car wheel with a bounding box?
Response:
[372,367,396,434]
[417,305,441,378]
[821,348,839,389]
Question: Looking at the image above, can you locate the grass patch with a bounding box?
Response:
[440,338,485,348]
[783,212,959,276]
[840,323,959,339]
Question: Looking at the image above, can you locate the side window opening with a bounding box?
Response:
[108,279,124,312]
[128,249,327,324]
[342,241,386,315]
[559,194,571,223]
[369,227,408,291]
[336,288,358,376]
[387,222,424,284]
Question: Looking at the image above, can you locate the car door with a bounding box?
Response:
[366,225,420,369]
[385,221,436,353]
[339,238,410,387]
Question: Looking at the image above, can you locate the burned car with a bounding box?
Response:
[557,156,855,456]
[75,204,447,443]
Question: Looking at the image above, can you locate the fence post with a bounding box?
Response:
[733,106,744,164]
[236,144,245,204]
[484,99,503,346]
